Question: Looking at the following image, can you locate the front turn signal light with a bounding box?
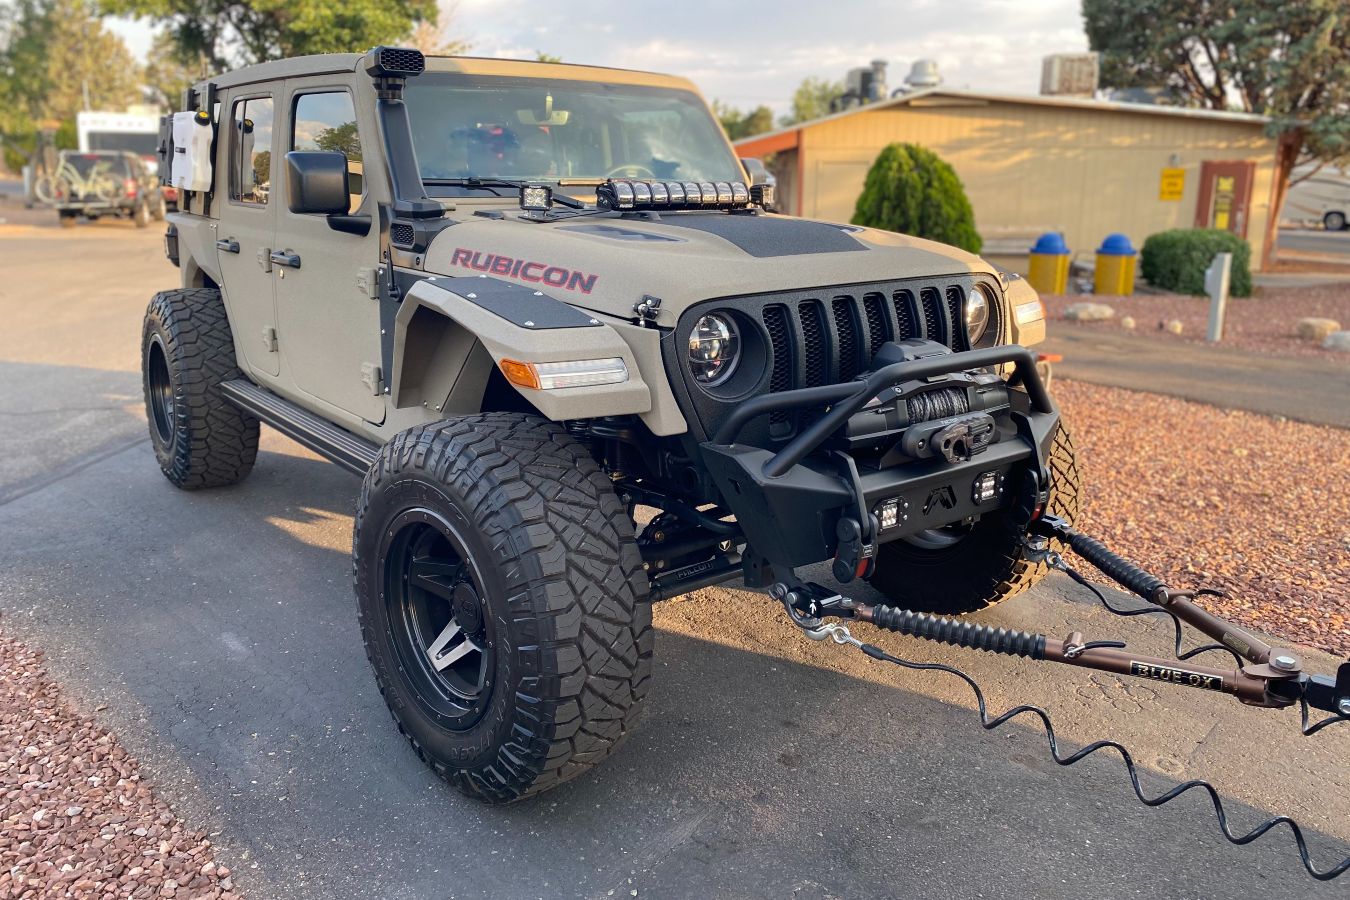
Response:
[499,358,629,391]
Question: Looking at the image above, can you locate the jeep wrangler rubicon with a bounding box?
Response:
[144,48,1077,803]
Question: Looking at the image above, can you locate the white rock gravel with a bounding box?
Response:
[1323,330,1350,352]
[0,627,239,899]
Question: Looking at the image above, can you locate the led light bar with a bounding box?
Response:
[596,179,761,211]
[499,357,629,391]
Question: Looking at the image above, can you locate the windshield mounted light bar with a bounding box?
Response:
[596,179,761,212]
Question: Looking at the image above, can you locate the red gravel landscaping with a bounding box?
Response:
[1056,379,1350,656]
[1042,283,1350,362]
[0,627,239,899]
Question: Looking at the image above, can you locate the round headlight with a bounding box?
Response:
[965,286,990,344]
[688,314,740,385]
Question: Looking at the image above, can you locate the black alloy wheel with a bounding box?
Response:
[381,509,495,728]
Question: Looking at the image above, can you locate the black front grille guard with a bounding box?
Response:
[698,345,1059,571]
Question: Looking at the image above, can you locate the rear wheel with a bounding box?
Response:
[141,288,259,489]
[1326,211,1347,232]
[355,414,653,803]
[866,423,1081,615]
[133,199,151,228]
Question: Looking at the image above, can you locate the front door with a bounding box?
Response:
[273,79,385,423]
[1195,160,1255,237]
[215,91,279,377]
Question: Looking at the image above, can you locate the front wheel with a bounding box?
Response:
[1326,211,1347,232]
[865,422,1082,615]
[354,414,653,803]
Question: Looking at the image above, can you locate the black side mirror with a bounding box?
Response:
[286,151,350,215]
[740,157,770,186]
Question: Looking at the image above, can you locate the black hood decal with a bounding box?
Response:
[653,213,868,257]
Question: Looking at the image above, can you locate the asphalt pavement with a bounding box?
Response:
[2,218,1348,899]
[1278,227,1350,259]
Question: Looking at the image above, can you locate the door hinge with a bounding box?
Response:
[361,363,383,396]
[356,267,380,300]
[262,325,277,352]
[257,247,272,273]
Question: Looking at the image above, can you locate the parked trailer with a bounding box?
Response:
[1285,165,1349,231]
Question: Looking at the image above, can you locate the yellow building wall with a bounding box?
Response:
[799,99,1278,271]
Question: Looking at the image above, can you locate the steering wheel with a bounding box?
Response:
[606,164,656,180]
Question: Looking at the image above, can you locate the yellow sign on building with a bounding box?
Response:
[1159,167,1186,201]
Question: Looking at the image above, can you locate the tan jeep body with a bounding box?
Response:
[169,54,1046,445]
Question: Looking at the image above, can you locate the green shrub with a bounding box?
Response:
[1140,229,1252,297]
[851,143,981,253]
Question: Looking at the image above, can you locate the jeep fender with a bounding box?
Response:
[392,278,679,428]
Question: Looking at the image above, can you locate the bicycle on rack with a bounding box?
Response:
[33,155,118,204]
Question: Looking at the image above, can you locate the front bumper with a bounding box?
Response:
[698,345,1059,569]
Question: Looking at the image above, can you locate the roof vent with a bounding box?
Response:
[905,59,942,90]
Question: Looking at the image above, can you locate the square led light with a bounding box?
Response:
[611,181,635,209]
[519,184,552,210]
[751,183,775,209]
[730,182,749,205]
[683,182,702,204]
[698,182,717,205]
[650,182,669,203]
[666,181,685,203]
[715,182,733,204]
[632,181,652,204]
[875,497,907,531]
[972,471,1001,504]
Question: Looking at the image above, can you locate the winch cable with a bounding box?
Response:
[774,546,1350,879]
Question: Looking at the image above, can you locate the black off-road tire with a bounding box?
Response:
[1326,211,1347,232]
[141,288,259,489]
[866,423,1081,616]
[354,414,653,803]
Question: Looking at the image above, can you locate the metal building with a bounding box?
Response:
[734,89,1279,271]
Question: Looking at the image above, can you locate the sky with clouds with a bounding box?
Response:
[107,0,1089,116]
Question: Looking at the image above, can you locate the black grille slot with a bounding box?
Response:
[920,288,945,343]
[390,222,415,247]
[798,300,827,388]
[945,286,966,350]
[893,290,918,340]
[862,292,889,358]
[763,305,793,426]
[830,296,861,381]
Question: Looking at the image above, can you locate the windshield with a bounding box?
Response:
[404,73,743,196]
[60,152,133,177]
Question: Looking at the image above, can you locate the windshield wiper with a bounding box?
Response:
[422,177,588,208]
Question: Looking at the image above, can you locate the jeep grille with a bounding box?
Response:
[669,274,1001,441]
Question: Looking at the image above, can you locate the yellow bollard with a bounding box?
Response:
[1027,233,1070,294]
[1093,233,1137,296]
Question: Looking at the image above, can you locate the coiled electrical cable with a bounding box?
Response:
[845,634,1350,880]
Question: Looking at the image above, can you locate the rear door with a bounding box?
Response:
[273,78,385,422]
[215,91,280,377]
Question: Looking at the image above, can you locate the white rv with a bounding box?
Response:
[1284,165,1349,231]
[76,110,160,163]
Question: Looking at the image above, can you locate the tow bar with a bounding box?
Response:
[771,514,1350,881]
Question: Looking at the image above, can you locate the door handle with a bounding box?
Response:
[269,249,301,269]
[215,238,240,253]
